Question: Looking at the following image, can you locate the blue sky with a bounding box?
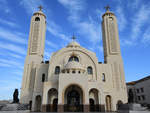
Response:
[0,0,150,100]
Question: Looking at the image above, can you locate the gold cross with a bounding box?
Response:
[104,5,110,11]
[38,5,43,11]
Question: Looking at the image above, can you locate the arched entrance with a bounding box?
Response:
[117,100,123,110]
[47,88,58,112]
[35,95,41,112]
[89,88,99,112]
[64,85,83,112]
[106,95,112,111]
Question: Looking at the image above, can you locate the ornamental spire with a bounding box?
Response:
[104,5,110,11]
[38,5,43,11]
[71,34,76,41]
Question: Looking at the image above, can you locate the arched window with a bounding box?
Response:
[68,56,79,62]
[35,17,40,21]
[87,66,93,74]
[42,73,45,82]
[102,73,106,82]
[55,66,60,74]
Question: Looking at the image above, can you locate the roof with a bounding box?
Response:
[126,75,150,85]
[66,41,80,48]
[33,10,46,18]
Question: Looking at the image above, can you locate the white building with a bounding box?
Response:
[20,7,128,112]
[127,76,150,107]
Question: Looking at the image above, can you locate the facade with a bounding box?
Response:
[20,8,128,112]
[127,76,150,106]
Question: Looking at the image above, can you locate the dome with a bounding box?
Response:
[67,41,80,48]
[64,61,85,70]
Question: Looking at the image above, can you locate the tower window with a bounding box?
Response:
[87,66,93,74]
[42,73,45,82]
[68,56,79,62]
[55,66,60,74]
[35,17,40,21]
[102,73,106,82]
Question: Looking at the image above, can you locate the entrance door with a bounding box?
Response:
[67,90,80,112]
[89,98,95,111]
[64,85,83,112]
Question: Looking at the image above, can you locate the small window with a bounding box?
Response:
[69,56,79,62]
[138,96,141,101]
[55,66,60,74]
[42,73,45,82]
[72,70,76,74]
[137,89,139,93]
[67,70,69,73]
[35,17,40,21]
[102,73,106,82]
[140,88,144,93]
[87,66,93,74]
[142,95,145,100]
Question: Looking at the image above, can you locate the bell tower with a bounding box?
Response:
[27,5,46,57]
[20,6,46,104]
[102,6,127,102]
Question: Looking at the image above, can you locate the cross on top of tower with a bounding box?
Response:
[104,5,110,11]
[38,5,43,11]
[72,35,76,41]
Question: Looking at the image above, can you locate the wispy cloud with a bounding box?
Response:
[0,51,23,59]
[0,27,27,45]
[131,4,150,40]
[0,0,10,13]
[46,40,58,48]
[58,0,101,45]
[142,27,150,44]
[0,18,19,28]
[116,6,127,31]
[58,0,84,22]
[20,0,44,15]
[47,23,70,42]
[0,42,26,55]
[0,58,23,68]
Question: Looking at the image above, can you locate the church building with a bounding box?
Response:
[20,7,128,112]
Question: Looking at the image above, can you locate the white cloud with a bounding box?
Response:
[0,18,19,28]
[47,23,70,42]
[131,4,150,40]
[20,0,44,15]
[142,27,150,43]
[58,0,101,45]
[46,40,57,48]
[0,27,27,45]
[58,0,84,22]
[0,0,10,13]
[116,6,127,31]
[0,58,23,68]
[77,21,101,44]
[120,39,135,46]
[0,42,26,55]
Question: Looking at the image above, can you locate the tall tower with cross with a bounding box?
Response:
[20,6,46,104]
[102,6,127,101]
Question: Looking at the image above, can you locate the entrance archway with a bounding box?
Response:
[35,95,41,112]
[64,85,83,112]
[47,88,58,112]
[89,88,99,112]
[106,95,112,111]
[117,100,123,110]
